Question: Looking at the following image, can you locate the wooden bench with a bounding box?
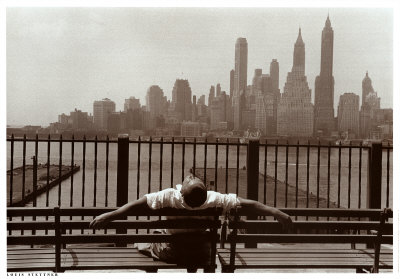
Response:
[218,208,393,273]
[7,206,222,273]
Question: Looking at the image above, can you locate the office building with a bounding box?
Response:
[277,29,314,137]
[233,37,248,130]
[314,16,335,136]
[93,98,116,130]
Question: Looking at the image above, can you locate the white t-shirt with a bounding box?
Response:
[144,187,239,234]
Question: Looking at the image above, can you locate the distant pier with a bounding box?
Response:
[7,164,80,206]
[195,168,337,208]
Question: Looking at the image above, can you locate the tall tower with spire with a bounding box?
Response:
[233,37,248,130]
[277,28,314,137]
[293,28,305,74]
[314,16,335,137]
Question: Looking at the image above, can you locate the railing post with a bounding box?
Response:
[117,134,129,207]
[247,140,259,201]
[116,134,129,244]
[367,141,382,209]
[246,139,259,248]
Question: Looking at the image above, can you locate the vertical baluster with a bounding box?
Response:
[192,137,196,175]
[306,140,310,210]
[214,138,219,192]
[46,135,50,207]
[70,135,75,234]
[170,137,174,188]
[327,142,331,208]
[263,141,268,205]
[225,139,229,194]
[386,146,390,208]
[9,134,14,211]
[136,136,141,233]
[22,135,26,202]
[295,140,299,209]
[148,137,152,194]
[148,137,153,233]
[159,137,163,191]
[317,141,320,208]
[159,137,163,222]
[58,134,62,206]
[70,135,75,207]
[21,135,26,234]
[274,140,278,207]
[8,134,14,235]
[34,134,39,207]
[358,142,362,209]
[33,134,39,238]
[204,138,208,186]
[182,137,186,182]
[285,141,289,208]
[105,136,109,207]
[348,143,352,208]
[338,142,342,208]
[81,135,86,233]
[236,141,239,195]
[44,135,50,235]
[93,136,98,207]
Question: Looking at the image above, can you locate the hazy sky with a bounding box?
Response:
[6,7,393,126]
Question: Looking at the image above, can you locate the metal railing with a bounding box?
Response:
[6,135,392,210]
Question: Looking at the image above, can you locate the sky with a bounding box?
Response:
[6,7,393,126]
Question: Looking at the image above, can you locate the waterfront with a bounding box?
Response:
[6,141,393,208]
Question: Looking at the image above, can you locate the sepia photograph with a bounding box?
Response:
[3,0,398,276]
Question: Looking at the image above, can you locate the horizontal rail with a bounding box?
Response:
[8,207,223,217]
[229,221,393,231]
[7,219,221,230]
[228,234,393,244]
[236,208,386,218]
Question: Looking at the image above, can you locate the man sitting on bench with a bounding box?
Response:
[89,174,292,269]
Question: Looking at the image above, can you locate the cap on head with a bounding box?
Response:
[181,175,207,207]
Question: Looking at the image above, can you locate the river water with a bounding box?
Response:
[7,141,393,209]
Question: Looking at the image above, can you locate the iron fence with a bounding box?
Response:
[6,135,392,211]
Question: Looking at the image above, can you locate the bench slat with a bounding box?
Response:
[230,220,392,231]
[230,234,392,244]
[57,219,220,230]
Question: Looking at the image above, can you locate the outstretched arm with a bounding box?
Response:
[237,197,293,230]
[89,197,149,229]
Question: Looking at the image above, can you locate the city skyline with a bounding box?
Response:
[7,7,393,126]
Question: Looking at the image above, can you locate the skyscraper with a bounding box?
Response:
[360,72,381,138]
[208,85,215,106]
[216,83,221,97]
[337,93,359,138]
[230,69,235,97]
[146,85,166,116]
[277,29,314,137]
[171,79,192,122]
[314,16,335,136]
[270,59,279,93]
[233,37,248,130]
[93,98,116,130]
[124,97,141,112]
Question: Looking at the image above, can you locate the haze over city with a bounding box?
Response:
[7,7,393,127]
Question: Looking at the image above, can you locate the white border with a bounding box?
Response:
[2,0,399,278]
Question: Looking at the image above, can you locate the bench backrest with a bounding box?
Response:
[224,208,393,272]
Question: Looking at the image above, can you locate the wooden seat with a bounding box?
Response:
[218,208,393,273]
[7,207,222,273]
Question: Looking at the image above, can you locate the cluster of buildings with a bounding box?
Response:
[48,16,392,140]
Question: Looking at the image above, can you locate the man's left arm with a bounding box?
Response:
[237,197,293,230]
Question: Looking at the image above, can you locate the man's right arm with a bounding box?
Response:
[89,197,149,229]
